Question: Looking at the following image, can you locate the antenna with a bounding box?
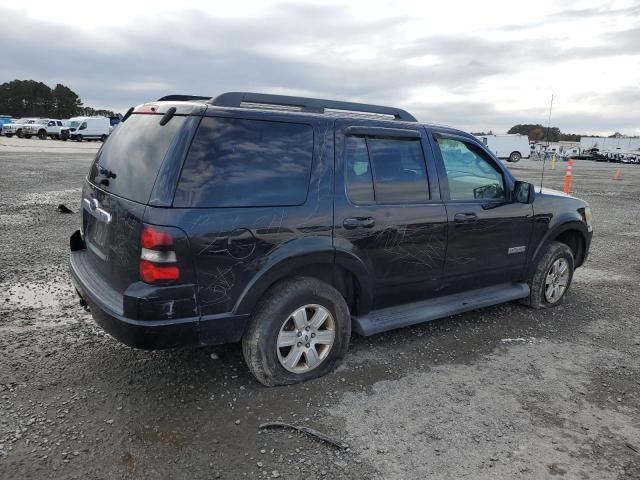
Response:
[539,93,554,192]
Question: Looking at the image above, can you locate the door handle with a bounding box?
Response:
[343,217,375,230]
[454,212,478,223]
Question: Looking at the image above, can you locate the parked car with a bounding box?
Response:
[22,118,65,139]
[60,116,110,142]
[1,118,39,138]
[69,92,593,386]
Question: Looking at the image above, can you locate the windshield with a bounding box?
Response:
[88,113,186,203]
[68,121,80,128]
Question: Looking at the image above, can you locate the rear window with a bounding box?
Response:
[89,114,185,203]
[174,117,313,208]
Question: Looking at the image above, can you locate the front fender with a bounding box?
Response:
[528,217,589,275]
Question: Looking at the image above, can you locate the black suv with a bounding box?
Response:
[70,92,593,386]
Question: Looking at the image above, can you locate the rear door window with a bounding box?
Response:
[89,113,186,203]
[174,117,313,207]
[344,135,429,204]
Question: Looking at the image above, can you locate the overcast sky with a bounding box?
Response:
[2,0,639,135]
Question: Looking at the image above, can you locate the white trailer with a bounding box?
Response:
[476,134,531,162]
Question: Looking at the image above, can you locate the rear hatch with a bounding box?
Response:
[81,106,195,297]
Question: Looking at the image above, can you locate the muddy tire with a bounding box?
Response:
[242,276,351,386]
[521,241,574,309]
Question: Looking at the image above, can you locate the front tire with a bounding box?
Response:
[508,151,522,162]
[242,276,351,386]
[522,241,574,308]
[16,129,23,138]
[75,134,83,142]
[5,134,12,138]
[38,129,47,140]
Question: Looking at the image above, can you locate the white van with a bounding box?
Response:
[476,134,531,162]
[62,116,111,142]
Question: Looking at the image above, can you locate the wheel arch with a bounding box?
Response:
[528,221,588,276]
[233,249,373,319]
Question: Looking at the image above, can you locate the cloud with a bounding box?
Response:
[0,3,638,135]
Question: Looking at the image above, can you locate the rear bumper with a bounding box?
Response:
[69,231,248,349]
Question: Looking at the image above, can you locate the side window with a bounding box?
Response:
[57,121,63,126]
[79,122,87,130]
[436,137,505,201]
[344,136,374,202]
[367,138,428,203]
[48,121,55,126]
[175,117,313,208]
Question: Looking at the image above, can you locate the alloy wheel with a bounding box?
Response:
[276,304,336,373]
[544,258,569,303]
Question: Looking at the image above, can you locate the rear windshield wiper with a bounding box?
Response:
[159,107,177,126]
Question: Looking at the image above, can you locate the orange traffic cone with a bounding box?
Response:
[563,160,574,193]
[613,168,622,180]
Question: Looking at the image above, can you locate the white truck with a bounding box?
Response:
[1,118,40,138]
[23,119,65,139]
[476,134,531,162]
[61,116,111,142]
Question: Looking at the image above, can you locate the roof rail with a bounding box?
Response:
[211,92,417,122]
[157,95,211,102]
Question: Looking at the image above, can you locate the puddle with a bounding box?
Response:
[1,282,73,309]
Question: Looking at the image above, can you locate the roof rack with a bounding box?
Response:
[211,92,417,122]
[157,95,211,102]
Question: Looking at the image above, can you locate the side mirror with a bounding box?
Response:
[514,181,535,204]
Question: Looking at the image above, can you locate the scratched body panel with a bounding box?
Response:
[81,181,145,294]
[145,114,334,316]
[332,119,448,310]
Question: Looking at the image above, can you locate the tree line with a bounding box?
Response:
[473,125,637,141]
[0,79,119,119]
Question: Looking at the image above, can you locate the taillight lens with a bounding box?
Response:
[139,226,180,284]
[139,260,180,283]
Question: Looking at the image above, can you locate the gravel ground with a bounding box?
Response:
[1,139,639,479]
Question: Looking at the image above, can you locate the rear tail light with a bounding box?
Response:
[139,226,180,283]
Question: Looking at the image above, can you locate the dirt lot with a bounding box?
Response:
[1,137,639,479]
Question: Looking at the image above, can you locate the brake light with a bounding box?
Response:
[135,104,160,114]
[141,227,174,249]
[139,226,180,283]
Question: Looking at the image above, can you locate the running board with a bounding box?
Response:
[353,283,530,336]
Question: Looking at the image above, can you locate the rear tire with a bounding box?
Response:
[100,134,107,142]
[242,276,351,386]
[508,151,522,162]
[521,241,574,309]
[16,129,23,138]
[5,134,12,138]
